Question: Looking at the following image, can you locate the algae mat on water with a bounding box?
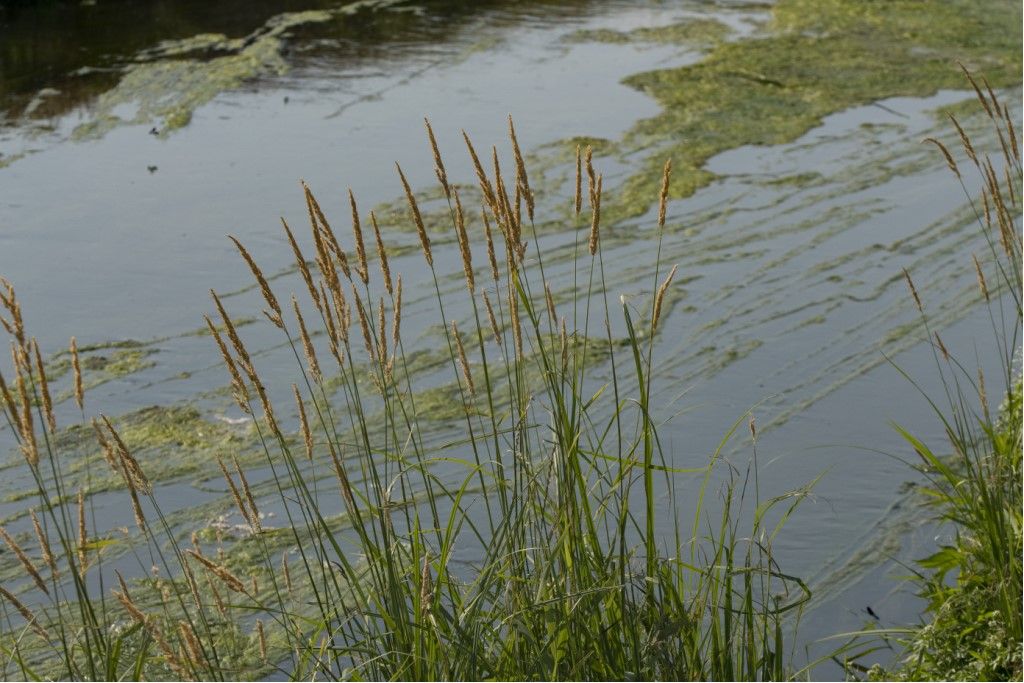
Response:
[607,0,1022,220]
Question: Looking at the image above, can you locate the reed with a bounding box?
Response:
[0,118,816,682]
[843,69,1022,681]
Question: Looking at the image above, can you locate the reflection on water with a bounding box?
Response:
[1,0,628,126]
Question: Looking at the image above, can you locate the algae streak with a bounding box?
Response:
[565,18,732,47]
[611,0,1022,220]
[71,0,401,139]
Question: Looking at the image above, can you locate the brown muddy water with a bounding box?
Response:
[0,0,1020,677]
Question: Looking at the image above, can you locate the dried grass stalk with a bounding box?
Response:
[294,385,314,462]
[452,321,474,395]
[232,455,261,533]
[204,315,252,414]
[187,549,248,594]
[392,276,403,354]
[396,163,433,267]
[0,526,48,595]
[902,268,923,313]
[370,212,393,296]
[0,585,49,640]
[972,254,990,301]
[481,292,501,348]
[482,210,500,283]
[281,217,321,311]
[658,159,672,230]
[508,115,534,221]
[652,264,678,332]
[454,189,475,294]
[291,296,322,383]
[923,137,961,178]
[70,337,84,410]
[425,118,451,200]
[349,189,369,284]
[29,510,57,577]
[229,236,284,329]
[30,339,55,433]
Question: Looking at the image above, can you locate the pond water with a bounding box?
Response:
[0,0,1019,677]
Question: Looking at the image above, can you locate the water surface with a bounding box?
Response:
[0,0,1019,676]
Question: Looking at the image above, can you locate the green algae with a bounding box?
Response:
[565,18,732,48]
[603,0,1022,224]
[69,2,398,139]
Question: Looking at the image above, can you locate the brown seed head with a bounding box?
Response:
[377,297,389,370]
[352,288,376,362]
[232,455,261,533]
[658,158,672,230]
[453,189,475,294]
[218,457,253,530]
[281,217,321,311]
[392,275,403,353]
[70,337,84,411]
[396,163,433,267]
[186,549,248,594]
[934,332,950,361]
[204,315,251,414]
[902,268,923,313]
[589,174,602,256]
[462,130,498,211]
[947,114,977,166]
[16,368,38,467]
[29,510,57,577]
[30,339,55,433]
[349,189,369,285]
[281,552,293,593]
[482,291,502,348]
[0,585,49,640]
[425,118,451,200]
[293,385,314,462]
[256,619,268,664]
[972,254,990,302]
[452,321,474,395]
[291,296,322,383]
[508,115,534,222]
[922,137,960,179]
[210,290,253,368]
[76,490,87,576]
[545,284,557,322]
[652,264,678,331]
[370,211,393,296]
[482,210,500,283]
[0,526,48,595]
[228,236,284,329]
[0,368,18,431]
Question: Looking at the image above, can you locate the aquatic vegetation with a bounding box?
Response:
[604,0,1022,222]
[564,17,733,47]
[68,1,403,140]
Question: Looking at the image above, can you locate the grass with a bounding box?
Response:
[0,118,816,680]
[839,71,1023,681]
[0,64,1017,681]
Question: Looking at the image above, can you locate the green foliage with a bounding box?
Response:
[848,75,1023,682]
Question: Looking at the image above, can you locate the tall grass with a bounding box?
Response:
[0,119,813,680]
[843,68,1022,680]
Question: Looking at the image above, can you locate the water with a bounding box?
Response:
[0,0,1017,676]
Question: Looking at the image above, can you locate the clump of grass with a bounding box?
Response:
[0,119,813,680]
[845,67,1022,681]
